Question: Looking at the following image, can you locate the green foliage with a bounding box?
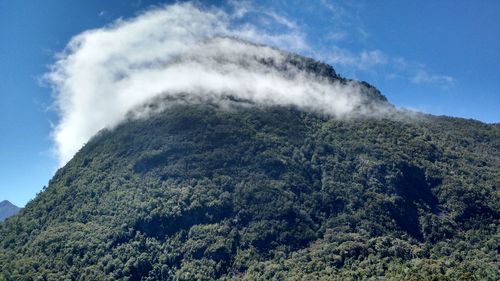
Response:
[0,104,498,280]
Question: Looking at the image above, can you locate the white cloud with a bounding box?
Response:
[319,0,348,19]
[326,31,347,42]
[45,2,390,166]
[313,1,454,87]
[329,48,388,71]
[264,11,298,30]
[327,48,455,88]
[411,69,455,88]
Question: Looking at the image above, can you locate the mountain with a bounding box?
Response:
[0,58,499,280]
[0,201,20,222]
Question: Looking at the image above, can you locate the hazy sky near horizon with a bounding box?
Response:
[1,0,499,207]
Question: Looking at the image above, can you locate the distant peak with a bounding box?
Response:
[0,200,20,222]
[0,200,19,208]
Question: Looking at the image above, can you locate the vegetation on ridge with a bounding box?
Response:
[0,102,498,280]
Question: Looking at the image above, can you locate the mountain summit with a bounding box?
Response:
[0,200,20,222]
[1,53,499,280]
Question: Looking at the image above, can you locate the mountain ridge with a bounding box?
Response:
[0,200,20,222]
[0,52,498,280]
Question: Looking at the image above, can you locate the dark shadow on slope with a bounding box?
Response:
[390,163,441,240]
[133,145,196,174]
[133,205,232,240]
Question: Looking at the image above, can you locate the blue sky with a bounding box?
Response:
[1,0,499,207]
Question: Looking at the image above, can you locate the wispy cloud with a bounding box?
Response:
[312,0,455,87]
[233,0,455,88]
[325,31,348,42]
[327,48,456,88]
[45,2,390,166]
[318,0,369,43]
[45,0,457,166]
[411,69,455,88]
[328,48,388,71]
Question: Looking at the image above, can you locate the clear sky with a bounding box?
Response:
[1,0,499,207]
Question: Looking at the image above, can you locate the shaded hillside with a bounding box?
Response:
[0,201,20,222]
[0,102,498,280]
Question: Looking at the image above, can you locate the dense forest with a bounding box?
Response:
[0,58,498,280]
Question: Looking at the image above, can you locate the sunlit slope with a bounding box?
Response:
[1,102,498,280]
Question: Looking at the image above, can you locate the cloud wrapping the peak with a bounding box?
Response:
[46,2,387,166]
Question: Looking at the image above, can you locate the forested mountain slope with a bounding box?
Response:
[0,102,498,280]
[1,51,499,280]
